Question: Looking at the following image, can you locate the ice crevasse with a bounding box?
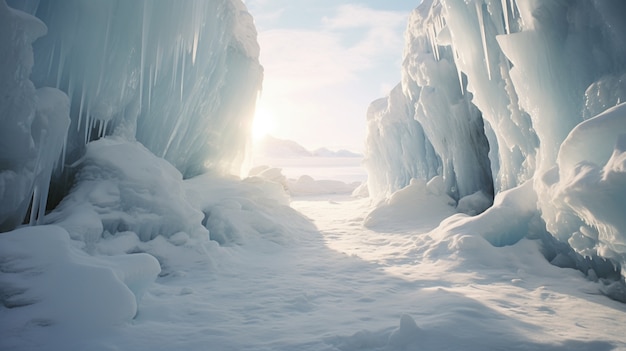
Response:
[365,0,626,285]
[0,0,263,325]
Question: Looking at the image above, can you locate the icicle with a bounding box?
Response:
[501,0,510,34]
[55,40,66,89]
[155,41,162,83]
[77,78,86,132]
[148,64,154,111]
[97,119,105,137]
[139,0,150,114]
[454,49,465,95]
[84,105,92,145]
[97,8,112,96]
[427,24,438,60]
[180,51,185,101]
[172,39,180,91]
[36,181,49,225]
[46,42,55,81]
[476,0,492,80]
[192,29,199,65]
[29,185,39,225]
[434,25,441,61]
[60,132,68,173]
[510,0,518,28]
[66,72,74,102]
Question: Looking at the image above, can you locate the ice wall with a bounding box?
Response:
[1,0,262,231]
[23,0,262,178]
[366,0,626,278]
[364,84,440,198]
[0,1,70,231]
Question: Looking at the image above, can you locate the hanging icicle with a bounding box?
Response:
[475,0,492,80]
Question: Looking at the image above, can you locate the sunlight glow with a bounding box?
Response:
[252,106,276,142]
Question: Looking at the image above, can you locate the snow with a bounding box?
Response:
[0,225,160,331]
[3,183,626,350]
[2,0,626,350]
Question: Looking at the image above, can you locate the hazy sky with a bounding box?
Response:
[244,0,420,152]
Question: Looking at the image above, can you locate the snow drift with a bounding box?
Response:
[365,0,626,285]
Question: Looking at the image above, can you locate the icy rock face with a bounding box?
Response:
[368,0,626,277]
[0,1,70,231]
[22,0,262,177]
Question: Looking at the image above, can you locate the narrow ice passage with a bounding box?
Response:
[31,195,622,351]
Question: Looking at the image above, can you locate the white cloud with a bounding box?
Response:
[258,5,407,92]
[251,3,410,150]
[321,4,408,30]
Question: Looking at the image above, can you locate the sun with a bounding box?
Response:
[252,105,276,142]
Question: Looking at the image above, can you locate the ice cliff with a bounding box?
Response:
[0,0,263,232]
[365,0,626,284]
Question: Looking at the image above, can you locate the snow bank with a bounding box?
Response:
[185,171,312,246]
[46,138,206,243]
[0,225,160,328]
[364,177,457,229]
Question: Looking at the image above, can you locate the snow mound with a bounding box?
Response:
[0,225,160,328]
[185,172,312,246]
[46,138,206,243]
[288,175,361,197]
[435,181,540,248]
[364,177,456,229]
[540,103,626,277]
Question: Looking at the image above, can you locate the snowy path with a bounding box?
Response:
[26,196,626,351]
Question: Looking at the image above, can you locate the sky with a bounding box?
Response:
[244,0,421,152]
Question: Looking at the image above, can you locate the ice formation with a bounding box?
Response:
[0,2,70,231]
[366,0,626,281]
[0,0,263,327]
[0,0,262,232]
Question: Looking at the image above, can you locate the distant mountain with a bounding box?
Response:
[312,147,362,158]
[254,135,361,158]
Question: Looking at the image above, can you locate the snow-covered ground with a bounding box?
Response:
[3,165,625,350]
[2,1,626,350]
